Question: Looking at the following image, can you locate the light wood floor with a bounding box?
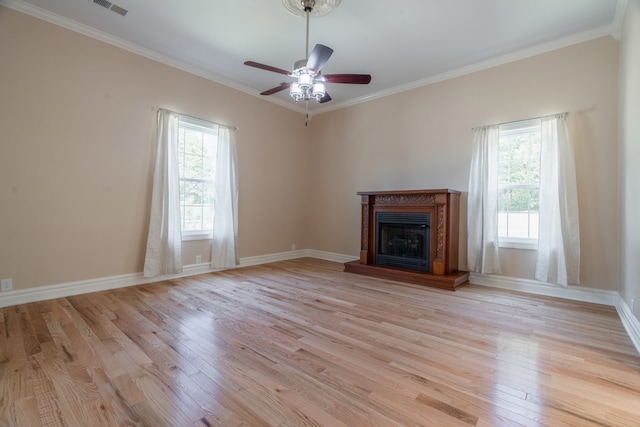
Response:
[1,258,640,426]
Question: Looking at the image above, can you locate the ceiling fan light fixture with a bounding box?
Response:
[289,72,326,103]
[246,0,370,106]
[312,82,326,101]
[290,82,303,102]
[298,72,313,90]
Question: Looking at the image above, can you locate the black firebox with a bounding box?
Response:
[375,212,430,272]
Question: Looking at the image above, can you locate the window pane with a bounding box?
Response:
[180,181,201,205]
[203,182,214,206]
[203,133,216,157]
[511,187,530,211]
[529,134,541,184]
[202,156,214,179]
[178,117,218,235]
[183,205,203,231]
[498,187,510,213]
[182,154,201,179]
[497,137,511,186]
[183,129,203,154]
[203,205,214,230]
[498,120,541,241]
[529,211,539,240]
[202,133,216,179]
[499,134,539,186]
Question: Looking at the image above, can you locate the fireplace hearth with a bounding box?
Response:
[344,189,469,290]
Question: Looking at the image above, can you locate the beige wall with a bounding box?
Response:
[0,6,623,295]
[0,7,310,291]
[308,36,620,291]
[620,0,640,319]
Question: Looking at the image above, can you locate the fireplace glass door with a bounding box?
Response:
[375,212,430,272]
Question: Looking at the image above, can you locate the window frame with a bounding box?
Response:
[177,115,218,241]
[497,118,541,250]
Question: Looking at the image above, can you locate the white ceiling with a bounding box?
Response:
[1,0,625,114]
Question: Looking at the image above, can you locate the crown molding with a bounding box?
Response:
[612,0,629,40]
[0,0,624,118]
[0,0,306,115]
[315,24,619,115]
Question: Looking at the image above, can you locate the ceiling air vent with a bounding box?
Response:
[109,4,128,16]
[91,0,128,16]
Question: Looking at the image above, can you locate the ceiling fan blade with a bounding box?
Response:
[306,44,333,74]
[260,82,292,96]
[323,74,372,84]
[244,61,291,76]
[319,92,332,103]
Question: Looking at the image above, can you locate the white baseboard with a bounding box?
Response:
[469,272,619,306]
[0,271,148,309]
[0,266,220,309]
[615,296,640,355]
[470,272,640,355]
[2,251,638,356]
[0,253,621,308]
[0,249,347,308]
[306,249,359,264]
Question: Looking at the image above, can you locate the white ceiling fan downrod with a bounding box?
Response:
[301,0,316,59]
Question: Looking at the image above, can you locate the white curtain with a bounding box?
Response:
[210,126,239,269]
[143,109,182,277]
[535,113,580,286]
[467,125,502,274]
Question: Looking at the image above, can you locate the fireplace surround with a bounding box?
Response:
[344,189,469,290]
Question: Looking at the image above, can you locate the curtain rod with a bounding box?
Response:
[152,107,238,131]
[472,112,569,131]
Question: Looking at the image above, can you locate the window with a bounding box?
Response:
[178,116,218,240]
[497,119,541,249]
[468,113,579,282]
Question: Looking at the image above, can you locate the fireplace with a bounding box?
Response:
[344,189,469,290]
[375,212,430,272]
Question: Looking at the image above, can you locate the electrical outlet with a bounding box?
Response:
[1,278,12,292]
[196,255,202,264]
[291,243,296,251]
[632,299,635,311]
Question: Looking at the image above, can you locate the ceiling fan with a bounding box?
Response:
[244,0,371,104]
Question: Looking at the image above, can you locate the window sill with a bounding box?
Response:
[182,232,213,241]
[499,238,538,250]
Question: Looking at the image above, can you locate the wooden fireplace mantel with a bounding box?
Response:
[344,189,469,290]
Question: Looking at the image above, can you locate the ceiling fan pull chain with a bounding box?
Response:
[305,103,309,127]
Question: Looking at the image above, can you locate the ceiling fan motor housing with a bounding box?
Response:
[293,59,309,74]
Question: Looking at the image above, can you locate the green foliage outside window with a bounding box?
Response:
[498,133,540,212]
[498,125,541,240]
[178,123,217,232]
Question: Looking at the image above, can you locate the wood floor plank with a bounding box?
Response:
[1,258,640,426]
[1,307,32,426]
